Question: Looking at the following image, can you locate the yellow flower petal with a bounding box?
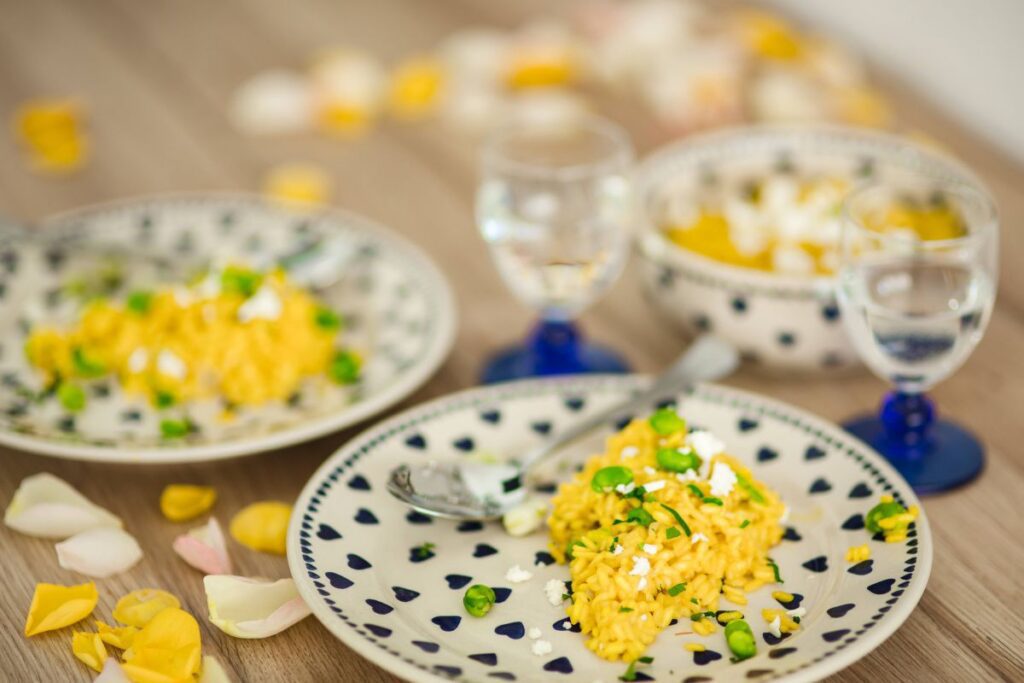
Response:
[262,164,330,207]
[229,501,291,555]
[389,57,444,120]
[96,621,139,649]
[119,608,202,683]
[71,631,107,672]
[159,485,217,522]
[24,582,99,636]
[112,589,181,628]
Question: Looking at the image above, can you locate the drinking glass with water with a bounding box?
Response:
[837,179,998,493]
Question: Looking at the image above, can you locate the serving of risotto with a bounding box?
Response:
[548,406,786,664]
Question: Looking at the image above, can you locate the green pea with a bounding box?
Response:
[626,507,654,526]
[865,501,906,533]
[126,290,153,314]
[648,407,686,435]
[463,584,496,617]
[591,466,633,493]
[57,383,86,412]
[314,307,342,331]
[656,447,702,473]
[724,619,756,660]
[329,350,361,384]
[153,390,176,409]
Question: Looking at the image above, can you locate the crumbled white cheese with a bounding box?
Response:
[687,431,725,460]
[505,565,533,583]
[612,545,624,556]
[640,614,648,622]
[531,639,553,656]
[637,577,648,590]
[128,348,149,374]
[544,579,565,606]
[676,470,700,482]
[691,533,709,545]
[528,627,542,640]
[768,615,782,638]
[643,480,666,493]
[502,498,547,537]
[643,466,657,475]
[156,350,187,379]
[629,556,650,577]
[171,287,194,307]
[642,544,659,555]
[237,285,283,322]
[709,461,737,498]
[787,607,806,618]
[780,505,790,524]
[772,244,815,275]
[620,446,639,459]
[614,482,635,495]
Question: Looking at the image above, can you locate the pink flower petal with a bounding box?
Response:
[173,518,231,575]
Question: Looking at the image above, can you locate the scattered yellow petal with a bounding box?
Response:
[72,631,107,672]
[24,582,99,636]
[13,99,89,174]
[736,10,804,61]
[229,501,291,555]
[120,608,202,683]
[389,57,445,120]
[113,589,181,628]
[160,485,217,522]
[262,163,330,207]
[835,86,891,128]
[96,620,139,649]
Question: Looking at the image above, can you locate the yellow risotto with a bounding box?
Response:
[24,266,360,411]
[548,408,785,663]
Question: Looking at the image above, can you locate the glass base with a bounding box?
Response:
[480,320,630,384]
[844,414,985,495]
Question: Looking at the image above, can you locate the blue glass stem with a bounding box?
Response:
[879,391,935,457]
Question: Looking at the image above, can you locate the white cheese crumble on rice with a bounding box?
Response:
[505,565,533,583]
[629,556,650,577]
[528,627,542,640]
[544,579,566,606]
[709,461,738,497]
[612,545,624,556]
[640,614,648,622]
[237,285,283,322]
[531,639,553,656]
[644,480,666,493]
[620,446,639,459]
[128,348,149,373]
[642,544,659,555]
[156,350,187,379]
[768,615,782,638]
[614,482,635,495]
[676,469,700,482]
[643,466,657,475]
[691,533,709,545]
[637,577,648,590]
[687,431,725,460]
[787,607,807,618]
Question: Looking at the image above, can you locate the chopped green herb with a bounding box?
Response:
[767,558,784,583]
[687,483,704,497]
[562,593,570,601]
[153,390,176,409]
[619,607,634,613]
[126,290,153,314]
[658,503,691,536]
[71,347,105,377]
[329,350,361,384]
[793,616,801,624]
[637,656,653,664]
[739,519,751,529]
[690,597,699,604]
[702,496,724,506]
[690,611,715,622]
[619,662,637,682]
[725,619,757,661]
[463,584,496,617]
[626,507,654,527]
[736,473,766,504]
[592,465,634,493]
[415,542,436,559]
[220,266,263,298]
[566,539,586,560]
[656,447,701,473]
[667,583,687,597]
[314,307,342,330]
[648,407,686,435]
[159,418,191,439]
[665,527,681,540]
[56,383,86,412]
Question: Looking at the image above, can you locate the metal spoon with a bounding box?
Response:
[386,334,739,521]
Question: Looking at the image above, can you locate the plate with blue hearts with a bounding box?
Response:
[0,194,455,463]
[288,375,931,682]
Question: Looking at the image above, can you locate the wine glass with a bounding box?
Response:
[836,178,998,493]
[475,114,634,383]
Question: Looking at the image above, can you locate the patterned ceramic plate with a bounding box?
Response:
[0,195,455,463]
[288,376,931,683]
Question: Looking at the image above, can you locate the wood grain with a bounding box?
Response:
[0,0,1022,681]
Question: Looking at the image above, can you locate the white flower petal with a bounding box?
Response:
[174,518,231,575]
[199,655,234,683]
[56,528,142,578]
[204,575,310,638]
[5,473,121,539]
[94,657,130,683]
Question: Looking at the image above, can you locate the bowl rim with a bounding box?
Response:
[634,123,994,294]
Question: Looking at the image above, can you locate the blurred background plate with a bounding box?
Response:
[0,194,456,463]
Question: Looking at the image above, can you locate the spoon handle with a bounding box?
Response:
[518,335,738,473]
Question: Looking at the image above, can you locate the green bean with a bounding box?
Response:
[648,407,686,435]
[724,619,756,660]
[656,447,701,473]
[591,466,633,493]
[463,584,497,617]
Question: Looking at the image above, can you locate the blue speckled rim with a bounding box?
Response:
[288,375,932,683]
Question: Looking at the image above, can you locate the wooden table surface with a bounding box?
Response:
[0,0,1021,681]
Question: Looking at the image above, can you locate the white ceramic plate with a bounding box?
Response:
[288,376,930,683]
[0,194,456,463]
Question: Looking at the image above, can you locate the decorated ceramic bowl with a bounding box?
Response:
[635,125,988,373]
